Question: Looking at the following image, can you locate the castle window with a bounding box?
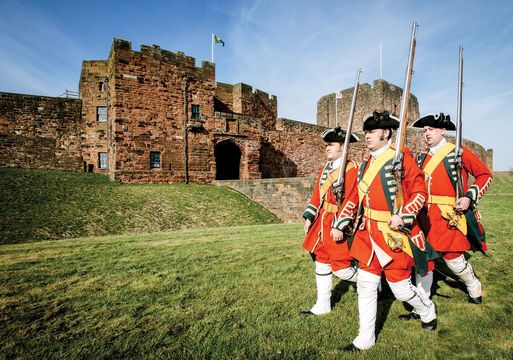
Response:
[99,82,105,92]
[191,104,201,120]
[150,151,161,169]
[97,106,108,122]
[98,152,108,169]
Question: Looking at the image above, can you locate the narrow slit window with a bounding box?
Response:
[191,104,201,120]
[150,151,161,169]
[97,106,108,122]
[98,152,108,169]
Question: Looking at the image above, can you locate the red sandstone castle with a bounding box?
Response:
[0,39,493,183]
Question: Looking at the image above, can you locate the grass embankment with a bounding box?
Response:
[0,173,512,359]
[0,168,280,244]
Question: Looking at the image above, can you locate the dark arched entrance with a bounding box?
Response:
[215,140,241,180]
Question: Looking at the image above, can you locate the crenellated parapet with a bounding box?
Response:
[110,38,215,81]
[215,82,277,128]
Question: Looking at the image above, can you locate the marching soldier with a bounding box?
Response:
[344,111,437,352]
[409,113,492,305]
[301,127,359,316]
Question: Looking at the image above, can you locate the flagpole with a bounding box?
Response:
[211,33,214,63]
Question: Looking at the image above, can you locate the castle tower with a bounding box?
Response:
[78,38,279,183]
[316,79,420,131]
[79,38,217,183]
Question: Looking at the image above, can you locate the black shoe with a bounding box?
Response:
[398,312,420,321]
[468,295,482,304]
[421,318,437,331]
[300,310,315,317]
[421,302,437,331]
[342,344,362,353]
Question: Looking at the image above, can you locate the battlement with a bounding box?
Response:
[216,82,277,104]
[214,82,277,128]
[111,38,214,76]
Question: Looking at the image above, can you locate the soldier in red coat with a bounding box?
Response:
[343,112,437,352]
[410,113,492,305]
[301,127,359,316]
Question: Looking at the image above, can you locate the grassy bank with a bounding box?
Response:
[1,171,512,359]
[1,180,513,358]
[0,168,280,244]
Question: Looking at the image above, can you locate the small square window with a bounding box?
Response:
[98,152,108,169]
[191,104,200,120]
[150,151,161,169]
[97,106,107,122]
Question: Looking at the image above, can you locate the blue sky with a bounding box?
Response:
[1,0,512,170]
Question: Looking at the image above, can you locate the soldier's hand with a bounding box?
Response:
[330,228,344,242]
[388,215,405,231]
[454,197,471,212]
[304,219,312,234]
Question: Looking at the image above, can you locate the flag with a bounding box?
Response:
[214,34,225,47]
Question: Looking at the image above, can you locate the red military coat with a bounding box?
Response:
[349,146,428,273]
[302,160,359,265]
[417,141,492,253]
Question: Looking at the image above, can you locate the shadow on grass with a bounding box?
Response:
[331,279,355,306]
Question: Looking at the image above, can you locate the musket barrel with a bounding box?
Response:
[335,67,362,204]
[340,67,362,167]
[455,45,464,198]
[392,22,418,212]
[455,45,464,157]
[394,22,418,163]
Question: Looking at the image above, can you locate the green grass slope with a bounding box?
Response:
[0,168,280,244]
[1,174,512,359]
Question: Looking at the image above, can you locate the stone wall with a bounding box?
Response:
[260,120,493,178]
[0,92,82,170]
[317,79,420,131]
[261,118,326,178]
[215,177,316,223]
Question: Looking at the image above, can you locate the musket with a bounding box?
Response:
[392,22,418,213]
[335,67,362,208]
[455,45,464,199]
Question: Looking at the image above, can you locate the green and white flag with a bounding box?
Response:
[211,33,225,63]
[214,34,225,47]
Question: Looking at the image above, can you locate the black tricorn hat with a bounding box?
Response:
[321,126,359,143]
[411,113,456,130]
[363,111,400,131]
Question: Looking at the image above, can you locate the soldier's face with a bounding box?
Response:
[423,126,445,147]
[325,142,343,160]
[364,129,389,151]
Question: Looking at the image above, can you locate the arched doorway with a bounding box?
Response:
[215,140,241,180]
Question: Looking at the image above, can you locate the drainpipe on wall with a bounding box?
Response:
[182,74,194,184]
